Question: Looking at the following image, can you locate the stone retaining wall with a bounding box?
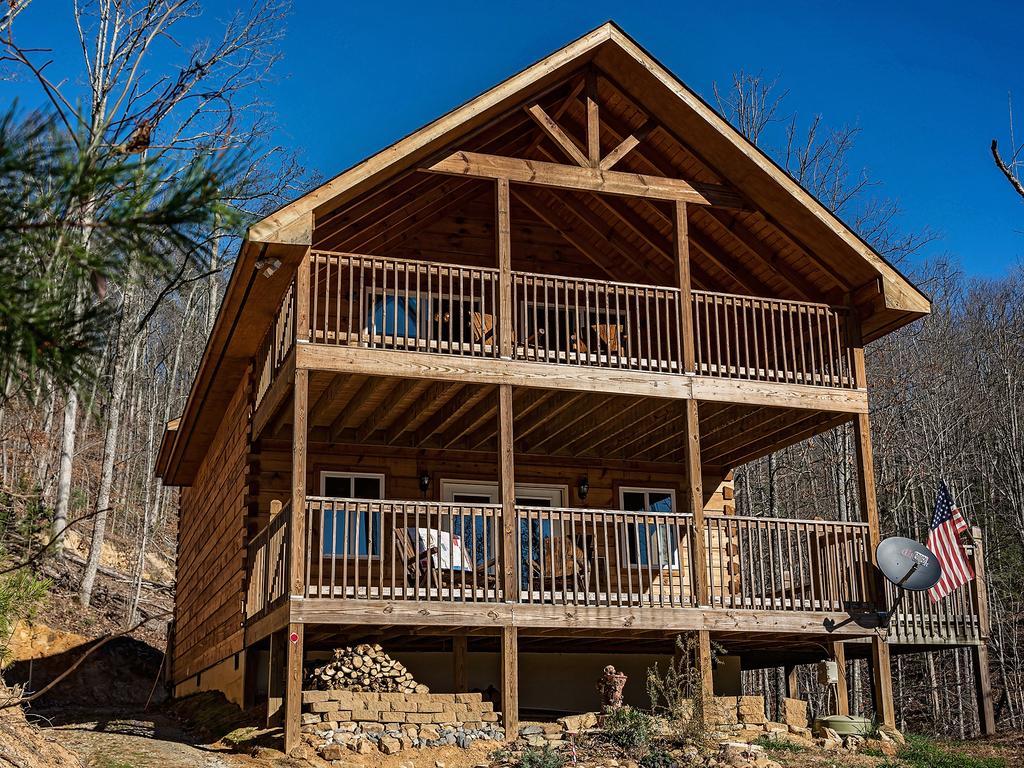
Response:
[301,690,505,757]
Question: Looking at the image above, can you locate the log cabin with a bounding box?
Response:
[155,22,994,750]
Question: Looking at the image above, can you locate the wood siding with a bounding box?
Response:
[172,373,252,685]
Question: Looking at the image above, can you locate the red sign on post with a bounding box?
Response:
[290,632,299,644]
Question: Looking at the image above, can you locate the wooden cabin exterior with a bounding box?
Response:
[156,23,993,749]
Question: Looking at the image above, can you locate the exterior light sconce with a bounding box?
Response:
[577,476,590,502]
[255,257,281,278]
[419,471,431,497]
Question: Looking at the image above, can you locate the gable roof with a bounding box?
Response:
[157,21,929,485]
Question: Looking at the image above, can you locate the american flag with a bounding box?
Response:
[926,481,973,602]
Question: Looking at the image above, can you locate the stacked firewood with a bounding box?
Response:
[307,644,429,694]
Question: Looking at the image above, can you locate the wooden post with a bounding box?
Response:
[696,629,714,698]
[870,636,895,729]
[283,623,304,754]
[497,385,517,602]
[496,178,513,359]
[684,401,708,605]
[586,70,600,167]
[849,315,894,728]
[283,252,310,755]
[832,642,850,716]
[784,664,799,700]
[453,636,469,693]
[266,631,282,727]
[970,527,996,734]
[674,201,696,374]
[500,626,519,738]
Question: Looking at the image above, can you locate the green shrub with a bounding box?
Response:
[754,734,806,753]
[518,745,565,768]
[883,735,1006,768]
[602,706,656,753]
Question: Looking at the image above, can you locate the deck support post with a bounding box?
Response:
[498,385,518,602]
[284,623,304,754]
[500,626,519,738]
[970,527,996,734]
[784,664,798,700]
[453,636,469,693]
[496,178,513,359]
[675,201,708,606]
[284,254,310,755]
[849,315,895,729]
[267,630,283,727]
[696,629,714,699]
[832,642,850,716]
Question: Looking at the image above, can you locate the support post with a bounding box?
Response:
[266,630,282,727]
[970,527,996,734]
[284,254,310,755]
[684,401,708,605]
[498,385,517,602]
[283,623,304,754]
[695,629,714,698]
[849,316,894,728]
[500,626,519,738]
[586,69,600,167]
[785,664,799,700]
[674,201,696,373]
[453,636,469,693]
[870,636,895,729]
[832,642,850,716]
[496,178,513,359]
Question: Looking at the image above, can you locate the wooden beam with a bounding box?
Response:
[832,642,850,716]
[501,625,519,738]
[284,622,304,754]
[414,385,485,444]
[356,379,427,442]
[290,368,308,597]
[441,390,498,448]
[684,401,708,605]
[696,629,714,698]
[453,635,469,693]
[675,201,696,373]
[498,384,517,603]
[599,119,655,171]
[296,344,869,412]
[785,664,799,699]
[497,178,513,358]
[586,69,600,167]
[427,152,744,207]
[386,381,456,444]
[308,373,361,428]
[870,636,895,729]
[526,104,589,167]
[971,527,996,735]
[327,377,379,442]
[267,629,283,727]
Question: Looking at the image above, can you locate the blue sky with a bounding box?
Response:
[7,1,1023,278]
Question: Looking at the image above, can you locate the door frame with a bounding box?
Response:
[440,479,568,507]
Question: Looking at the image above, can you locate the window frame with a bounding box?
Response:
[318,471,386,559]
[618,486,680,569]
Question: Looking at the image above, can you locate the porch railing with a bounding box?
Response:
[303,498,505,602]
[244,503,290,620]
[515,505,697,608]
[511,274,683,372]
[885,540,982,645]
[703,515,871,612]
[294,251,857,388]
[254,279,296,409]
[691,291,856,389]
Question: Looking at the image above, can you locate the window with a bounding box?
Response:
[620,487,679,567]
[319,472,384,557]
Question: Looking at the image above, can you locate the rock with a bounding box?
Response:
[520,725,544,736]
[379,736,403,754]
[321,744,346,760]
[879,725,906,746]
[559,712,599,732]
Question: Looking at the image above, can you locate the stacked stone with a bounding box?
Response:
[301,690,504,756]
[307,644,427,694]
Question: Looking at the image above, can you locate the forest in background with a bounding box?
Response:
[0,0,1021,743]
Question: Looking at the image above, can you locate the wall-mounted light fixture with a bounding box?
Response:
[418,471,431,496]
[577,476,590,502]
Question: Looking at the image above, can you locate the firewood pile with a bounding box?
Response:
[307,644,429,694]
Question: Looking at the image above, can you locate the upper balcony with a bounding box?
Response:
[254,249,862,417]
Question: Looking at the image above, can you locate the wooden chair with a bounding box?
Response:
[395,529,497,595]
[592,324,625,356]
[470,311,496,346]
[526,536,586,595]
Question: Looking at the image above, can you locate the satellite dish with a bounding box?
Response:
[824,535,942,635]
[876,537,942,592]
